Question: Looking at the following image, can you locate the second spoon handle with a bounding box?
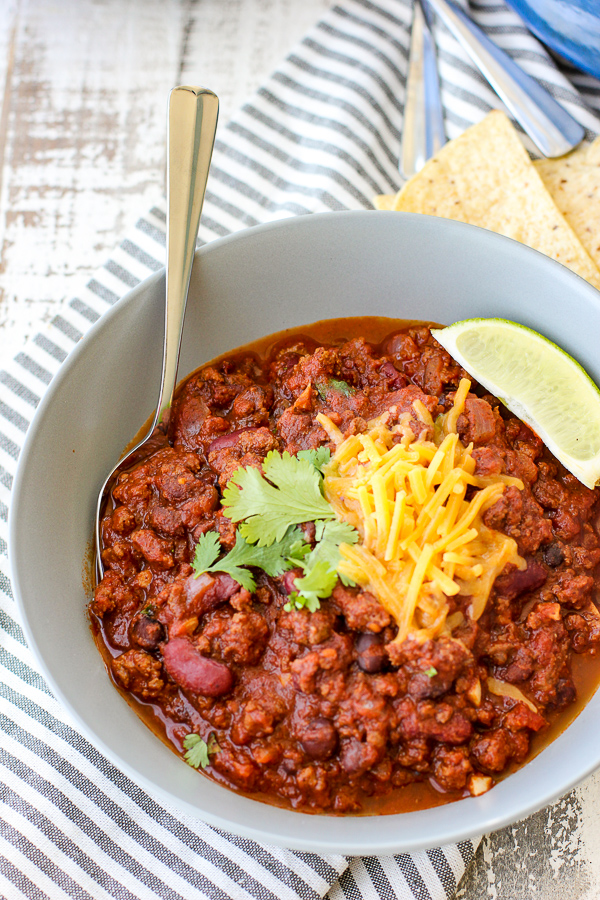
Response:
[426,0,584,158]
[156,85,219,428]
[401,0,446,179]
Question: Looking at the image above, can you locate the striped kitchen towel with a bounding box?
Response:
[1,1,599,899]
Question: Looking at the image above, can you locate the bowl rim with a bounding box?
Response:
[9,209,600,854]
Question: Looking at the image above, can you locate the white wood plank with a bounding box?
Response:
[0,0,184,362]
[0,0,333,365]
[179,0,334,124]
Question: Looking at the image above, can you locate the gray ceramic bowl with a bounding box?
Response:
[9,211,600,854]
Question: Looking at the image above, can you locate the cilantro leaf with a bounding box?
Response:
[217,531,285,590]
[284,592,320,613]
[184,733,214,769]
[262,451,325,506]
[225,527,307,578]
[192,531,221,574]
[290,558,339,612]
[218,449,360,613]
[329,378,356,396]
[286,537,312,563]
[140,603,156,618]
[192,530,255,591]
[313,520,358,587]
[338,571,357,588]
[425,666,438,678]
[314,520,359,568]
[284,522,358,611]
[222,451,335,546]
[192,527,309,592]
[263,526,308,571]
[316,378,356,399]
[296,447,331,473]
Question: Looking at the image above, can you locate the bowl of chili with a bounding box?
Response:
[10,210,600,853]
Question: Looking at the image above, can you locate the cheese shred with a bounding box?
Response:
[323,379,525,643]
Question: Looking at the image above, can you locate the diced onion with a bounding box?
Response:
[487,677,538,713]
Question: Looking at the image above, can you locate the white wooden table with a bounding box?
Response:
[0,2,598,897]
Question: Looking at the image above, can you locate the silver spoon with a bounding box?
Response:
[400,0,446,179]
[95,85,219,578]
[425,0,584,158]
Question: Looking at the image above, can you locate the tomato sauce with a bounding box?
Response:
[91,318,600,814]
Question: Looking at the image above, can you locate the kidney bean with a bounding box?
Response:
[184,572,239,615]
[282,569,303,595]
[162,637,233,696]
[301,522,316,545]
[494,559,547,601]
[355,633,387,673]
[383,332,419,361]
[299,717,338,759]
[130,616,165,651]
[378,361,407,390]
[207,427,261,455]
[340,737,379,775]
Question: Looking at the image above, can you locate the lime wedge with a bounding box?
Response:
[431,318,600,490]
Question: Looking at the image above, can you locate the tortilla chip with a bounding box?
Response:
[535,137,600,271]
[373,194,396,210]
[390,110,600,291]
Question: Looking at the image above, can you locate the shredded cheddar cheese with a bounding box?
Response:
[322,379,526,643]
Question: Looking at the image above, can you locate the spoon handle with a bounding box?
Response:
[426,0,584,158]
[400,0,446,179]
[155,86,219,428]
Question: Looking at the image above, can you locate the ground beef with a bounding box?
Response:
[432,745,473,792]
[388,636,472,700]
[198,608,270,665]
[208,426,278,489]
[457,397,498,445]
[92,321,600,814]
[111,649,165,700]
[330,584,392,632]
[278,607,335,645]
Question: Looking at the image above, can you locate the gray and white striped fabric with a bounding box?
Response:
[1,1,599,898]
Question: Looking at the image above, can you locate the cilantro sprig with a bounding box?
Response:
[193,527,307,592]
[222,451,335,546]
[183,732,220,769]
[193,449,358,612]
[284,520,358,612]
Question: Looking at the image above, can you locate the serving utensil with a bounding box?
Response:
[95,85,219,578]
[400,0,446,178]
[426,0,584,157]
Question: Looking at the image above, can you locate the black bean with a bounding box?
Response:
[299,717,338,759]
[356,633,387,673]
[130,616,165,651]
[543,543,565,568]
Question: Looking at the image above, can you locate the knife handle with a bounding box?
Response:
[401,0,446,179]
[426,0,584,157]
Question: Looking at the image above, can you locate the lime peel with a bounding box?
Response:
[431,318,600,490]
